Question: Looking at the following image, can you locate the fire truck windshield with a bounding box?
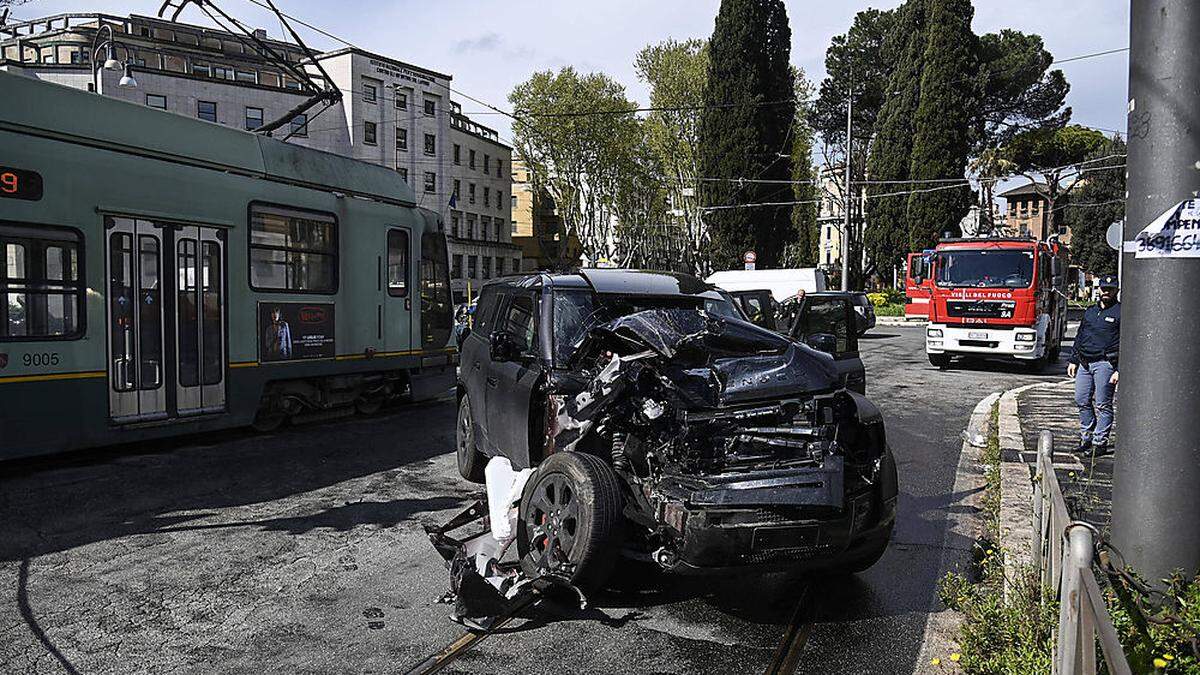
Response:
[935,250,1034,288]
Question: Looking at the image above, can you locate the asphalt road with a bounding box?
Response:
[0,325,1069,674]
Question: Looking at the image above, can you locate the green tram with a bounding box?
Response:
[0,72,455,461]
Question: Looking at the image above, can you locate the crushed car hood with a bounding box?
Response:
[591,308,840,406]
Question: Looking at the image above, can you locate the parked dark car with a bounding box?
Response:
[455,270,896,590]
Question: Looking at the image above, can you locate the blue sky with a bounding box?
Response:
[14,0,1130,146]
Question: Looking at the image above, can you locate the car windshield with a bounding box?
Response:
[935,250,1034,288]
[551,290,740,366]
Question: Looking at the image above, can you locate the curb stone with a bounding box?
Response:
[914,391,999,673]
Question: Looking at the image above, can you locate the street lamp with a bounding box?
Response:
[91,23,136,93]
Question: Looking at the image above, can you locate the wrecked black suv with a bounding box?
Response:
[455,270,897,589]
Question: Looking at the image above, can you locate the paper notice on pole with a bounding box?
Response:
[1132,199,1200,258]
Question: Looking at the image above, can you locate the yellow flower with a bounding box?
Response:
[1164,654,1175,661]
[950,653,961,662]
[1154,657,1167,668]
[931,658,941,666]
[1069,471,1076,478]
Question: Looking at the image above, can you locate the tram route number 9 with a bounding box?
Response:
[24,353,60,367]
[0,165,44,201]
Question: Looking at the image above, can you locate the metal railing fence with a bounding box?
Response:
[1032,429,1132,675]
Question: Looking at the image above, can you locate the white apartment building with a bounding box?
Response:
[0,12,516,299]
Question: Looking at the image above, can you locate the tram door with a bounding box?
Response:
[174,226,226,415]
[106,217,226,422]
[383,227,414,354]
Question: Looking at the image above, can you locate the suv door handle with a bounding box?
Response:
[486,377,498,388]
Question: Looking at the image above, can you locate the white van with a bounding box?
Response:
[705,268,828,302]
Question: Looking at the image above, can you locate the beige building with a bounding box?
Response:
[998,181,1062,241]
[0,12,517,301]
[510,160,580,272]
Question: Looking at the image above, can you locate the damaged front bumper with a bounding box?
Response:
[651,455,897,573]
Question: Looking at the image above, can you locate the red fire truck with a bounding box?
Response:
[904,252,932,319]
[911,237,1069,369]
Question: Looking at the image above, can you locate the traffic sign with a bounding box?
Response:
[1106,221,1122,251]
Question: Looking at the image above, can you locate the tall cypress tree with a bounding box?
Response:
[906,0,979,249]
[699,0,795,270]
[864,0,926,276]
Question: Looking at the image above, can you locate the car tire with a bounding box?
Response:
[928,353,951,369]
[841,522,893,574]
[456,395,487,483]
[517,451,624,593]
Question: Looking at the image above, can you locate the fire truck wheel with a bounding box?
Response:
[928,353,951,369]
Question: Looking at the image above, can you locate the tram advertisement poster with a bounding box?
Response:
[258,302,335,362]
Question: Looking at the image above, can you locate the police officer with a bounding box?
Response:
[1067,275,1120,454]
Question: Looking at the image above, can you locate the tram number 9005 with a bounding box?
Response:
[24,353,60,367]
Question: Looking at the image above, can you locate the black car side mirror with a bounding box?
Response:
[807,332,838,355]
[489,331,518,362]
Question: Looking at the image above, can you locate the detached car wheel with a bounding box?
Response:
[517,452,624,592]
[456,396,487,483]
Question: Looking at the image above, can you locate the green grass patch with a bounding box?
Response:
[874,302,905,317]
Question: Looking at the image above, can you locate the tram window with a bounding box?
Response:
[138,236,163,389]
[387,229,409,297]
[178,238,199,388]
[1,227,84,340]
[420,231,453,347]
[201,242,222,385]
[249,204,338,293]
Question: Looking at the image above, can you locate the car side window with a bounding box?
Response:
[502,292,538,354]
[800,298,855,355]
[474,287,501,334]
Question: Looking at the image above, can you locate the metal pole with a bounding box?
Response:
[1056,524,1094,675]
[841,79,852,292]
[1112,0,1200,586]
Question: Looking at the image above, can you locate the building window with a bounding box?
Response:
[469,183,476,204]
[290,114,308,137]
[481,217,490,241]
[364,121,377,145]
[481,256,491,279]
[423,172,436,194]
[467,215,477,239]
[496,218,505,236]
[513,258,520,273]
[398,167,409,182]
[497,190,503,210]
[467,255,477,278]
[394,88,407,109]
[424,99,435,116]
[453,180,461,201]
[387,229,409,297]
[235,70,257,84]
[213,65,232,80]
[396,128,408,151]
[453,144,461,165]
[484,155,490,173]
[245,106,264,130]
[511,195,518,210]
[197,100,217,123]
[483,187,490,208]
[191,62,211,77]
[451,213,460,238]
[363,82,378,104]
[452,254,463,279]
[469,150,476,170]
[496,257,505,277]
[424,133,436,156]
[1,227,84,340]
[145,94,167,110]
[496,160,503,178]
[249,204,337,293]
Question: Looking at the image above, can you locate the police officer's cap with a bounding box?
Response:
[1098,274,1119,289]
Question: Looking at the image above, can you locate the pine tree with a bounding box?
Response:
[699,0,795,270]
[906,0,979,249]
[864,0,926,276]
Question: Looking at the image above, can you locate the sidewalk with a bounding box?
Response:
[1015,380,1117,535]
